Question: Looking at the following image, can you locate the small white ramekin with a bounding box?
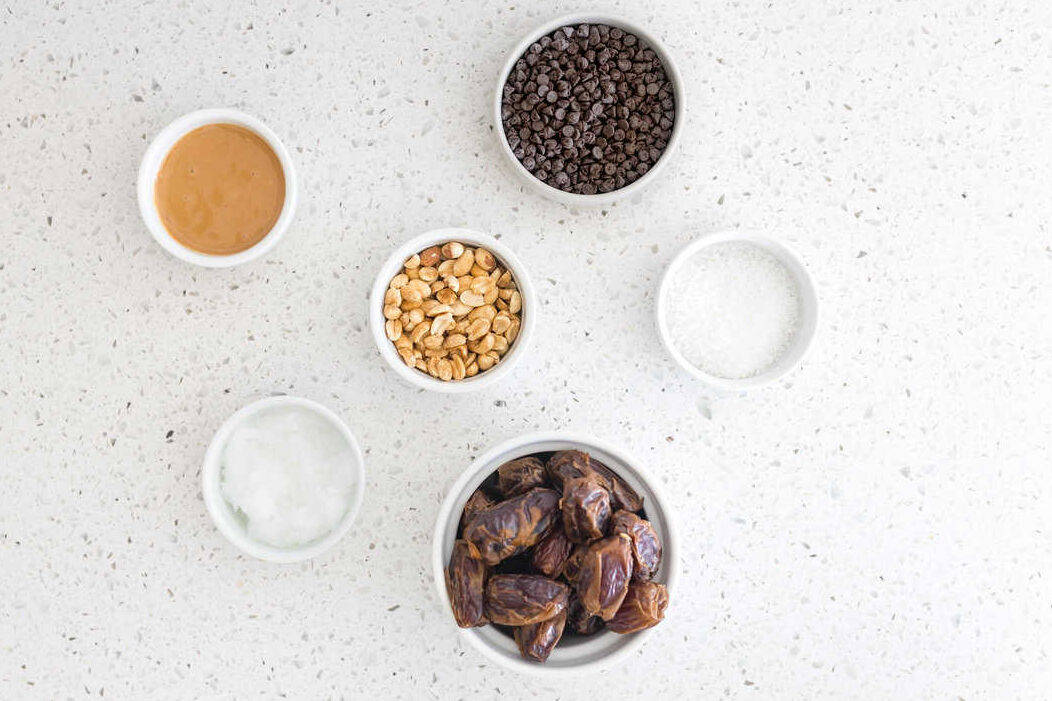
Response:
[369,228,536,393]
[201,395,365,563]
[432,432,679,676]
[137,108,298,268]
[656,231,820,392]
[493,14,685,206]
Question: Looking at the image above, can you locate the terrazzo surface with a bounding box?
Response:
[2,0,1050,698]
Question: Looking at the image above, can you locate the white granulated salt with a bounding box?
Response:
[664,241,801,379]
[220,405,356,548]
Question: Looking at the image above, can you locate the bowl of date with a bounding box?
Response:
[432,432,679,675]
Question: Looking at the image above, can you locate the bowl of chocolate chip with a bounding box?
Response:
[432,432,678,675]
[494,15,684,205]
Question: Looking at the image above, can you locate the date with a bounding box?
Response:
[575,534,634,620]
[462,488,560,565]
[588,456,643,512]
[610,509,662,581]
[546,451,643,513]
[514,609,567,662]
[484,574,570,626]
[567,592,604,636]
[444,540,488,628]
[497,456,548,497]
[560,477,611,543]
[608,581,668,634]
[545,450,591,488]
[459,488,495,534]
[561,543,589,584]
[531,523,574,578]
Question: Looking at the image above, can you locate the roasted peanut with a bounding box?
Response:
[420,246,441,267]
[436,288,457,306]
[441,242,465,260]
[453,251,475,276]
[460,290,485,307]
[468,304,497,322]
[467,317,491,341]
[492,312,512,335]
[430,312,455,336]
[477,352,497,371]
[474,248,496,270]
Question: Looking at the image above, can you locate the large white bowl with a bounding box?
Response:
[137,108,298,268]
[369,228,536,393]
[201,395,365,563]
[493,14,686,206]
[432,432,679,676]
[656,230,820,392]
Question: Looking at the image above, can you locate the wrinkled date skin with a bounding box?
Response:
[608,581,669,634]
[587,456,644,512]
[459,489,495,534]
[576,534,634,620]
[560,477,612,543]
[484,574,570,626]
[546,451,644,513]
[497,456,548,497]
[444,540,489,628]
[531,523,574,577]
[561,543,589,584]
[545,450,591,488]
[567,593,604,635]
[610,509,662,581]
[514,608,567,662]
[462,488,560,565]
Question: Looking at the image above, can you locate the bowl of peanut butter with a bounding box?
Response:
[137,108,298,267]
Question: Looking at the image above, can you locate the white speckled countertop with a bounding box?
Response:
[2,0,1050,697]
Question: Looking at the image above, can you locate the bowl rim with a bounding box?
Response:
[430,431,679,676]
[655,230,820,391]
[201,395,365,563]
[368,227,536,393]
[492,13,686,206]
[136,108,299,268]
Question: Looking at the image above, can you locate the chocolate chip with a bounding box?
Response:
[500,22,676,195]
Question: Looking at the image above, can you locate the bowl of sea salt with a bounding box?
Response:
[202,395,365,563]
[657,231,818,392]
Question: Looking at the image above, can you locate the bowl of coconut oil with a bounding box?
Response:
[202,395,365,562]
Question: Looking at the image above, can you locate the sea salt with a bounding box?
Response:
[664,241,801,379]
[220,405,357,548]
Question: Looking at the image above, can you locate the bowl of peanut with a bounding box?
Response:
[369,228,536,392]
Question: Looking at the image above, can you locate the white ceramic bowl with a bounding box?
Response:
[137,108,298,268]
[493,14,685,206]
[656,231,820,392]
[201,395,364,563]
[432,432,678,676]
[369,228,536,393]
